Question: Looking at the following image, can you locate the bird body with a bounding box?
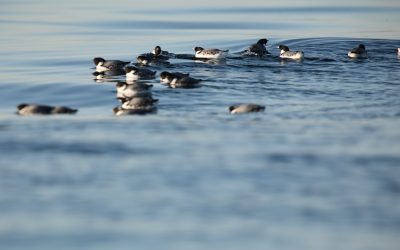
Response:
[279,45,304,60]
[125,66,156,81]
[245,38,268,56]
[93,57,129,73]
[160,71,190,84]
[120,97,158,110]
[194,47,229,59]
[17,104,78,115]
[116,82,153,99]
[159,71,201,88]
[229,104,265,114]
[348,44,368,58]
[169,76,201,88]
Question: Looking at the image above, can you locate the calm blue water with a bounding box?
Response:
[0,0,400,249]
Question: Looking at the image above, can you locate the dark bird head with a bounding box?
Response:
[194,47,204,52]
[17,103,29,110]
[137,55,148,63]
[257,38,268,45]
[278,45,290,52]
[160,71,172,78]
[93,57,106,66]
[153,46,162,56]
[358,44,366,50]
[228,105,238,112]
[124,66,138,74]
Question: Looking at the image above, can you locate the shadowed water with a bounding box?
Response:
[0,0,400,250]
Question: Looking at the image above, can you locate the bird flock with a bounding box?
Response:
[16,39,399,116]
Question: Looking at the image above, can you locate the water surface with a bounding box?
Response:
[0,1,400,249]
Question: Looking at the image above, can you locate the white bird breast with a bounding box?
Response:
[195,50,228,59]
[281,51,304,59]
[96,64,110,72]
[160,77,170,84]
[348,51,367,58]
[126,71,139,80]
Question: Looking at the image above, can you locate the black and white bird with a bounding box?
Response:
[244,38,269,56]
[137,46,171,66]
[152,45,172,59]
[194,47,229,59]
[93,57,130,73]
[278,45,304,60]
[159,71,201,88]
[229,104,265,114]
[347,44,368,58]
[160,71,190,84]
[116,82,153,99]
[136,55,153,66]
[137,55,170,66]
[169,76,201,88]
[125,66,156,81]
[16,103,78,115]
[120,96,158,110]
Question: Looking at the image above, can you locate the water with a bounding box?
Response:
[1,0,400,249]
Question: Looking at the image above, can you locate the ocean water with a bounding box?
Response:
[0,0,400,249]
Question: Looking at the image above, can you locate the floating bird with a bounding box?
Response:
[152,45,172,59]
[120,96,158,110]
[116,82,153,99]
[136,55,153,66]
[229,104,265,114]
[347,44,368,58]
[136,55,170,66]
[93,57,129,73]
[125,66,156,81]
[137,46,171,66]
[137,46,171,65]
[16,104,78,115]
[278,45,304,60]
[244,38,269,56]
[169,76,201,89]
[160,71,190,84]
[159,71,201,88]
[194,47,229,59]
